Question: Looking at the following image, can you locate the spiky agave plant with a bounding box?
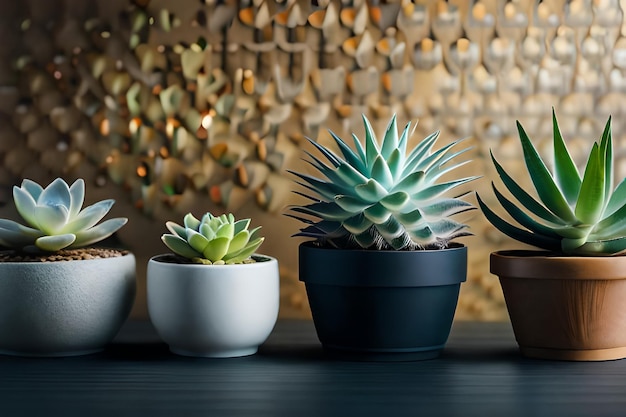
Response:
[477,111,626,255]
[288,114,478,250]
[161,212,264,264]
[0,178,127,252]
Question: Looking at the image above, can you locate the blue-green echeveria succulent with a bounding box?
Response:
[161,212,264,264]
[0,178,127,252]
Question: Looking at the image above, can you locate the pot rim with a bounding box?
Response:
[299,241,467,287]
[149,253,277,267]
[491,250,626,280]
[0,250,134,266]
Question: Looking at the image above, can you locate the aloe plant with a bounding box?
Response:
[477,111,626,255]
[161,212,264,264]
[288,114,478,250]
[0,178,127,252]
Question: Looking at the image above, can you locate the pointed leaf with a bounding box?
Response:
[605,177,626,217]
[343,214,373,234]
[396,209,424,228]
[380,191,410,211]
[517,120,577,222]
[397,121,411,158]
[362,114,380,168]
[38,178,71,208]
[304,136,341,167]
[363,203,392,223]
[0,219,42,247]
[600,116,613,205]
[68,179,85,219]
[334,195,372,212]
[233,218,251,234]
[216,222,235,239]
[552,110,581,205]
[162,234,201,258]
[35,234,76,252]
[335,162,369,187]
[290,203,352,222]
[13,186,38,228]
[20,179,43,201]
[401,130,440,177]
[351,133,367,164]
[35,204,69,234]
[491,152,566,225]
[421,199,474,217]
[62,199,114,233]
[412,177,477,201]
[380,114,399,159]
[371,154,394,189]
[70,217,128,248]
[249,225,263,241]
[391,171,425,195]
[200,222,216,240]
[354,179,388,202]
[328,130,367,174]
[575,143,605,224]
[353,230,376,248]
[477,193,561,251]
[387,148,404,181]
[576,237,626,256]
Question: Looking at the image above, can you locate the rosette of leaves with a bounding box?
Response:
[477,111,626,255]
[288,114,478,250]
[0,178,127,252]
[161,212,265,264]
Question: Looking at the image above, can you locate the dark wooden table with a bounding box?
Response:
[1,320,626,417]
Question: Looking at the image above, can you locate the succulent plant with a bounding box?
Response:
[0,178,127,252]
[477,111,626,255]
[161,212,265,264]
[288,114,478,250]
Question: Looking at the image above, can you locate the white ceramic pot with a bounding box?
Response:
[147,254,279,358]
[0,253,136,356]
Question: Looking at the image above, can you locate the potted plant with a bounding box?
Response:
[147,212,279,358]
[0,177,135,357]
[288,114,478,360]
[477,110,626,361]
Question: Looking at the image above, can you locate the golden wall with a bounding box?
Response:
[1,0,624,320]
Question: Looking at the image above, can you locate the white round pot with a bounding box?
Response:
[0,253,136,356]
[147,254,280,358]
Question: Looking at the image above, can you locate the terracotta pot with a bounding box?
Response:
[491,250,626,361]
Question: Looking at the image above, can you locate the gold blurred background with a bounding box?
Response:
[1,0,624,321]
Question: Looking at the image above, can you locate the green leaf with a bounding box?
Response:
[604,177,626,217]
[335,162,369,187]
[0,219,43,247]
[203,236,230,261]
[374,217,403,243]
[343,214,373,234]
[328,130,367,174]
[371,155,394,189]
[477,193,561,251]
[380,191,409,211]
[594,200,626,236]
[396,209,424,227]
[421,199,474,217]
[71,218,128,248]
[13,186,39,229]
[165,221,186,238]
[575,237,626,256]
[334,195,372,212]
[351,133,367,164]
[397,121,411,157]
[233,218,251,234]
[68,179,85,219]
[380,113,399,159]
[491,183,561,239]
[290,203,352,222]
[290,171,352,200]
[517,120,577,223]
[304,136,340,167]
[38,178,71,208]
[386,149,404,181]
[183,213,201,230]
[216,222,234,239]
[490,152,565,225]
[363,203,392,223]
[35,234,76,251]
[401,130,440,177]
[429,219,467,236]
[354,179,388,202]
[353,230,375,248]
[62,199,114,234]
[223,237,264,263]
[362,114,380,168]
[228,230,250,253]
[200,222,216,240]
[600,116,613,205]
[575,143,605,224]
[551,109,581,205]
[35,204,69,234]
[412,177,478,201]
[20,179,43,201]
[391,171,425,195]
[187,229,210,253]
[161,234,202,259]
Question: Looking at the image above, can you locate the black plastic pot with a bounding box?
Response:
[299,242,467,361]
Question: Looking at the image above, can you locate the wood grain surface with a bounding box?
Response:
[1,320,626,417]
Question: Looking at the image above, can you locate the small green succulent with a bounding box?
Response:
[288,114,478,250]
[0,178,127,252]
[161,212,264,264]
[477,111,626,255]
